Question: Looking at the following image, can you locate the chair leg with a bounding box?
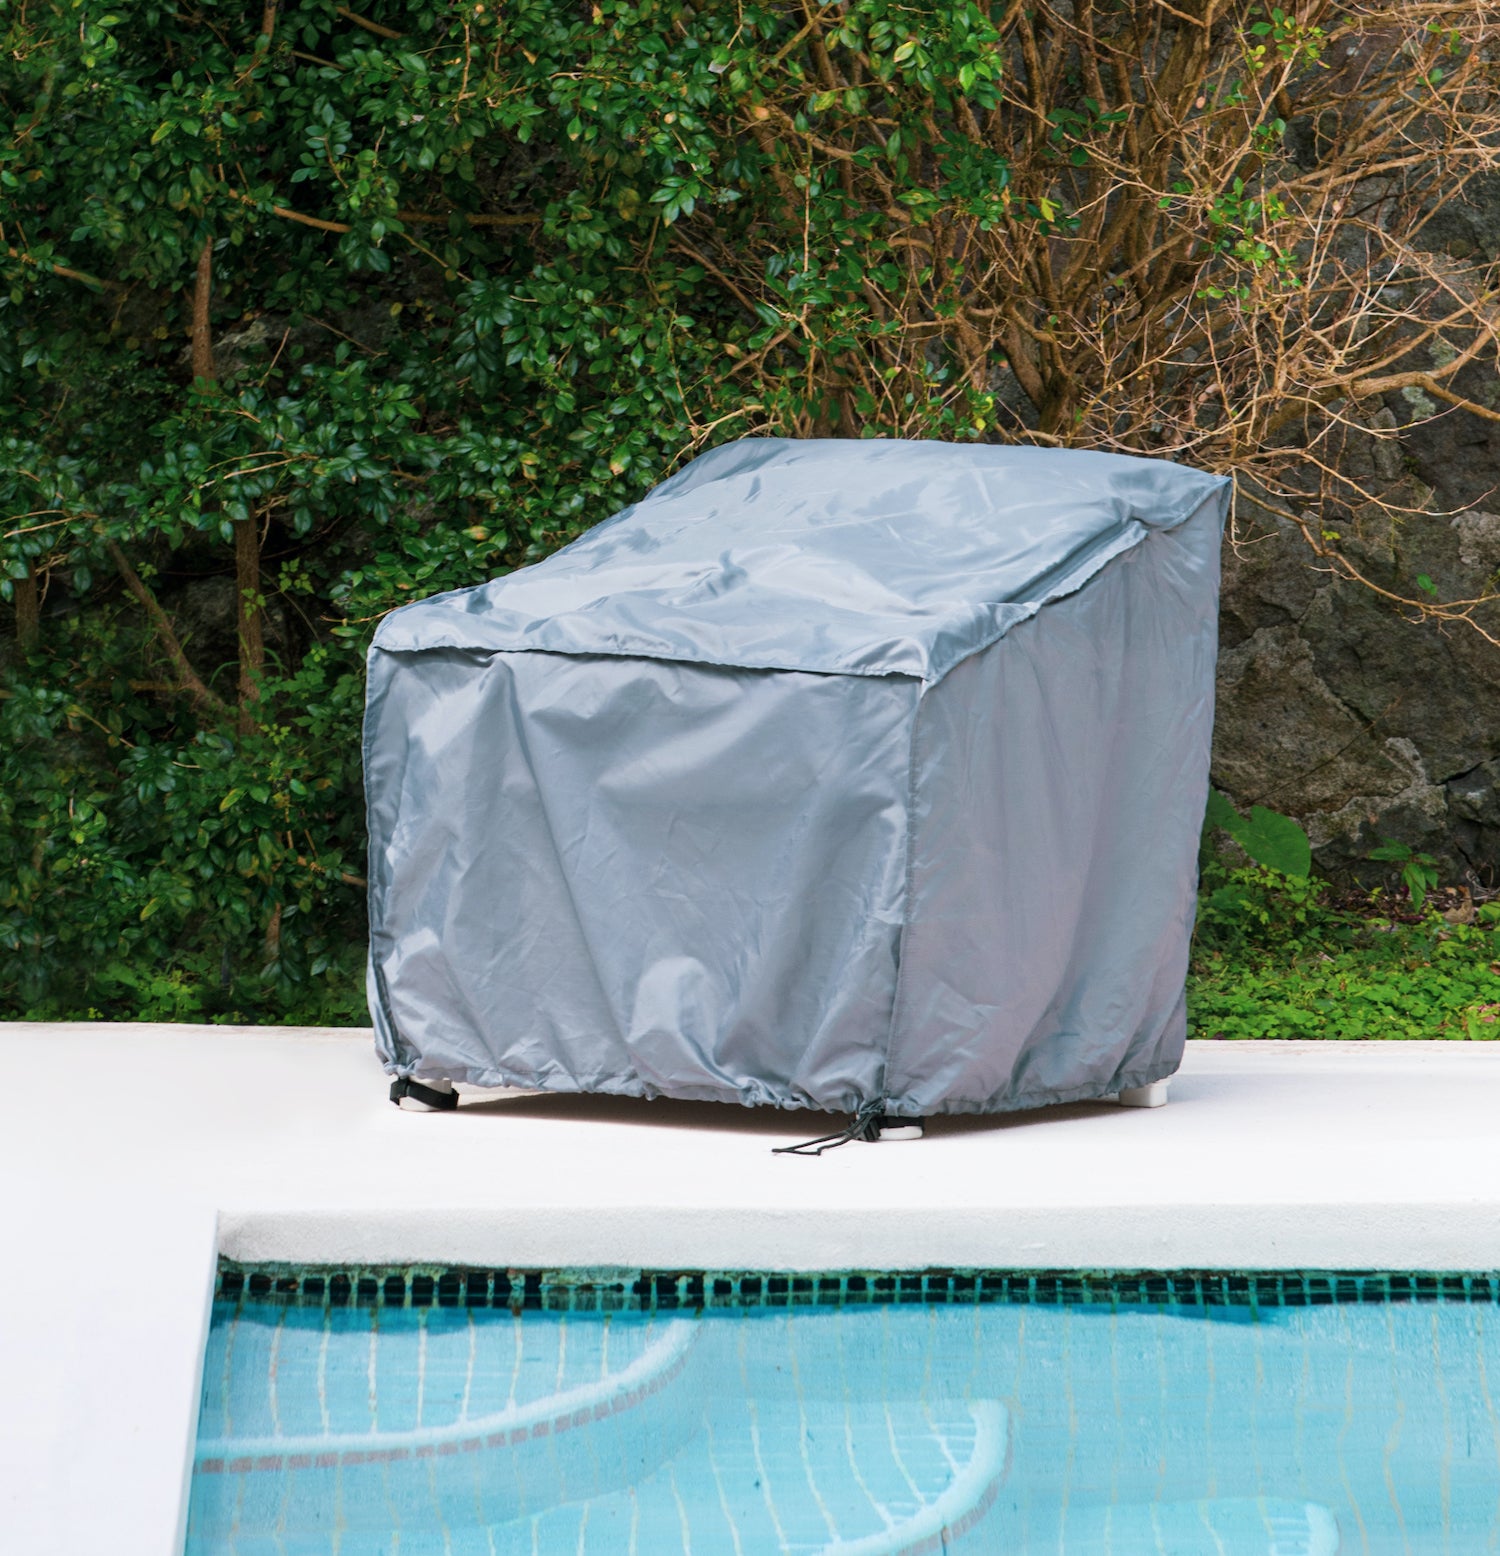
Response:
[390,1076,459,1112]
[863,1115,926,1142]
[1117,1079,1170,1108]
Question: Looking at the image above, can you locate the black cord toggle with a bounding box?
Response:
[773,1099,887,1157]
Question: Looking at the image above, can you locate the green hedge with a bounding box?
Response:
[4,1,1494,1022]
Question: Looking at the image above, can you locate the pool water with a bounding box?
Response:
[187,1272,1500,1554]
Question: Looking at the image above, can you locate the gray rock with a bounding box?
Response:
[1211,481,1500,885]
[1418,172,1500,263]
[1218,501,1320,648]
[1446,757,1500,881]
[1453,509,1500,580]
[1303,740,1451,881]
[1213,625,1412,813]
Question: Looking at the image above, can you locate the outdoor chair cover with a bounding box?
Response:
[364,438,1230,1118]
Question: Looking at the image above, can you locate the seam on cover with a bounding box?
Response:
[928,486,1227,688]
[375,643,925,683]
[875,679,926,1108]
[375,473,1231,672]
[371,519,1154,682]
[360,649,417,1073]
[1150,474,1232,531]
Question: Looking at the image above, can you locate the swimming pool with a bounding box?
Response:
[187,1268,1500,1554]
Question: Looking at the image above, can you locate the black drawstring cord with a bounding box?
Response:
[773,1099,887,1157]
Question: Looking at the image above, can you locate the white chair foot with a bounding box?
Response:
[863,1115,925,1142]
[390,1076,458,1112]
[1117,1079,1170,1109]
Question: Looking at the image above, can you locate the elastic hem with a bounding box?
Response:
[380,1055,1183,1119]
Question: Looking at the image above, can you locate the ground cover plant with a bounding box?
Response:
[3,0,1499,1023]
[1189,876,1500,1041]
[1191,807,1500,1041]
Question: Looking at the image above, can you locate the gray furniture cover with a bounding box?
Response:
[364,438,1229,1118]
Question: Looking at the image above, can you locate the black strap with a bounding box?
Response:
[773,1100,886,1157]
[389,1076,459,1111]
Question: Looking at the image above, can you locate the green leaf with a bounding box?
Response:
[1203,788,1240,834]
[1368,843,1412,863]
[1206,790,1311,878]
[1238,806,1313,879]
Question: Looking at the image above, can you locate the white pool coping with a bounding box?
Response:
[4,1023,1500,1554]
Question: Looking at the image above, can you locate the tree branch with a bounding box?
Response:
[234,509,264,737]
[106,542,226,716]
[225,189,539,233]
[397,209,540,228]
[13,567,39,650]
[668,238,763,318]
[336,6,403,40]
[4,245,110,292]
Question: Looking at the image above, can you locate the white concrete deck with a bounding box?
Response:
[4,1022,1500,1554]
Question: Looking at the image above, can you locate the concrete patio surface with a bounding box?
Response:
[4,1021,1500,1554]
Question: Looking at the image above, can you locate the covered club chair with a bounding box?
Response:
[363,438,1229,1143]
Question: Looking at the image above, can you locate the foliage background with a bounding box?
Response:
[3,0,1499,1024]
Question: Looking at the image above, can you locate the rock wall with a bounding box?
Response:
[1214,489,1500,886]
[1212,170,1500,886]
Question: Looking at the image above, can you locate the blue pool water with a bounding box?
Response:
[187,1272,1500,1554]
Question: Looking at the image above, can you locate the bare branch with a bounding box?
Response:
[106,542,227,716]
[336,6,403,40]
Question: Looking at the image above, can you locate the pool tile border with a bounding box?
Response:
[215,1262,1500,1312]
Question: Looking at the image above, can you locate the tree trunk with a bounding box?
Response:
[14,566,39,650]
[234,513,263,736]
[263,900,283,965]
[191,234,265,735]
[191,236,215,384]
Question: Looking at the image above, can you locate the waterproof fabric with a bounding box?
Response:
[365,438,1230,1117]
